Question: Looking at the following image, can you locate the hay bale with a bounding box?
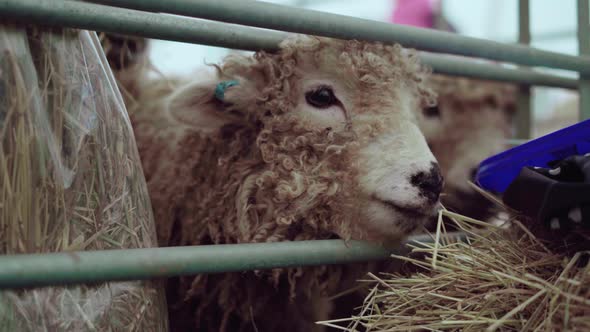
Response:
[0,25,168,331]
[320,209,590,331]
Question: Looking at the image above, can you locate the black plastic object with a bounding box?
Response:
[502,153,590,232]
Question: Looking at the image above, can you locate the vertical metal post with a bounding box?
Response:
[577,0,590,120]
[515,0,532,139]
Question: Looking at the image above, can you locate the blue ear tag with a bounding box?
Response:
[214,80,240,101]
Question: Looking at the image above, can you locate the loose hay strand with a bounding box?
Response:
[486,289,547,332]
[431,209,444,269]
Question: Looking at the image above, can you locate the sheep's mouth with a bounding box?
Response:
[377,199,433,220]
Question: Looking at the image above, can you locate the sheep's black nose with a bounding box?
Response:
[411,162,444,203]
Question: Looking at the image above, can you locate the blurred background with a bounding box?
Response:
[147,0,581,138]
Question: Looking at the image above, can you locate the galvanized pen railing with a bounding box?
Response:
[0,233,467,289]
[0,0,587,288]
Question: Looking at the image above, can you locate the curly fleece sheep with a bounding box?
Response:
[103,34,444,332]
[418,75,516,221]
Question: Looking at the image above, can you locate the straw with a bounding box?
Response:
[319,206,590,331]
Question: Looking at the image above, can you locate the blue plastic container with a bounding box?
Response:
[475,117,590,194]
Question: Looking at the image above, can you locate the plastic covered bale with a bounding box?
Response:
[0,25,169,331]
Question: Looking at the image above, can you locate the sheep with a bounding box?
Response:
[101,33,444,332]
[418,74,516,221]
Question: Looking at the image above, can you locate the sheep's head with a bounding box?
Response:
[166,36,442,243]
[419,75,516,220]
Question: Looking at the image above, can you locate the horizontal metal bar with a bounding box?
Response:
[0,233,467,289]
[0,0,578,90]
[87,0,590,75]
[0,0,286,52]
[420,53,578,89]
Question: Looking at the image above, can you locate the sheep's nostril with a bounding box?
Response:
[411,162,444,203]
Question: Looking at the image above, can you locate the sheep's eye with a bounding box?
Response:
[305,86,337,109]
[424,105,441,118]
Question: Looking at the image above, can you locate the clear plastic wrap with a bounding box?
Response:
[0,25,168,331]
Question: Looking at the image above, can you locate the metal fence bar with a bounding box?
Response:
[515,0,533,139]
[578,0,590,120]
[420,53,577,89]
[0,0,286,51]
[86,0,590,75]
[0,0,578,90]
[0,233,466,289]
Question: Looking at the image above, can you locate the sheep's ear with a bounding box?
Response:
[166,78,249,131]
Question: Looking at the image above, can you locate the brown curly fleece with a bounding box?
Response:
[103,34,435,332]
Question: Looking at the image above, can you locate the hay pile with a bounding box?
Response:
[0,25,168,331]
[321,209,590,331]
